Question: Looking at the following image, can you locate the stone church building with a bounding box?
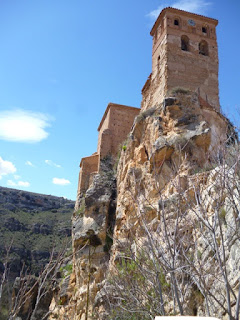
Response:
[77,7,220,196]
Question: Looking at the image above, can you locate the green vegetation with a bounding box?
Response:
[0,188,74,320]
[60,263,73,278]
[75,199,85,216]
[0,207,72,254]
[0,188,73,276]
[219,207,227,224]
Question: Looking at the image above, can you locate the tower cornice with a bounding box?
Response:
[150,7,218,36]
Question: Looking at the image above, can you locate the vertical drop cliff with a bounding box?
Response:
[48,6,240,320]
[49,91,239,320]
[49,157,117,319]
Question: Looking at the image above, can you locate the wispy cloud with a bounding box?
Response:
[18,181,30,187]
[147,0,212,20]
[25,160,35,167]
[7,180,30,188]
[45,160,61,168]
[52,178,70,186]
[0,156,16,179]
[0,109,52,143]
[14,174,21,180]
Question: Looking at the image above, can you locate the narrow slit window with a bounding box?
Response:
[157,55,160,69]
[181,35,189,51]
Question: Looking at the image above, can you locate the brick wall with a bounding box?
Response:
[97,103,140,159]
[142,8,219,111]
[77,154,99,195]
[77,104,139,194]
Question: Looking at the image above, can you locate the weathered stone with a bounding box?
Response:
[164,97,179,107]
[77,104,140,195]
[48,7,238,320]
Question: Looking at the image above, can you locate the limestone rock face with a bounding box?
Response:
[116,93,228,222]
[101,92,238,319]
[49,157,116,320]
[49,92,239,320]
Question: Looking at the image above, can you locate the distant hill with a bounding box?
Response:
[0,186,74,276]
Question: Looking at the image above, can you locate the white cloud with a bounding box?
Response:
[18,181,30,187]
[0,157,16,179]
[52,177,70,186]
[7,180,30,188]
[147,0,212,20]
[45,160,61,168]
[14,175,21,180]
[25,160,35,167]
[7,180,17,187]
[0,109,52,143]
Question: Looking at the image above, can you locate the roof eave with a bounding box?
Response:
[150,7,218,36]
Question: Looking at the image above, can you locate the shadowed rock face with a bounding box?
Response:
[49,156,117,320]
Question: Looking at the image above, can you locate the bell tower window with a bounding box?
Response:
[181,35,189,51]
[199,40,208,56]
[202,26,207,33]
[174,19,179,26]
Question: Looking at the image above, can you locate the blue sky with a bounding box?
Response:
[0,0,239,200]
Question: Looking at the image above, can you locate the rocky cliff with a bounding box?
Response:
[49,157,116,319]
[49,91,240,320]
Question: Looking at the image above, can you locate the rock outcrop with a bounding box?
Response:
[49,91,239,320]
[100,92,239,319]
[49,157,117,319]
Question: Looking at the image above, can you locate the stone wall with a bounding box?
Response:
[77,153,99,195]
[78,103,139,194]
[98,103,140,158]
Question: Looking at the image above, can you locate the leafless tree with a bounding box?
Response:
[7,240,71,320]
[103,142,240,320]
[0,240,13,314]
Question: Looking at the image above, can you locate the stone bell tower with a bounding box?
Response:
[141,7,219,110]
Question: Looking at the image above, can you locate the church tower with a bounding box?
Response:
[141,7,219,110]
